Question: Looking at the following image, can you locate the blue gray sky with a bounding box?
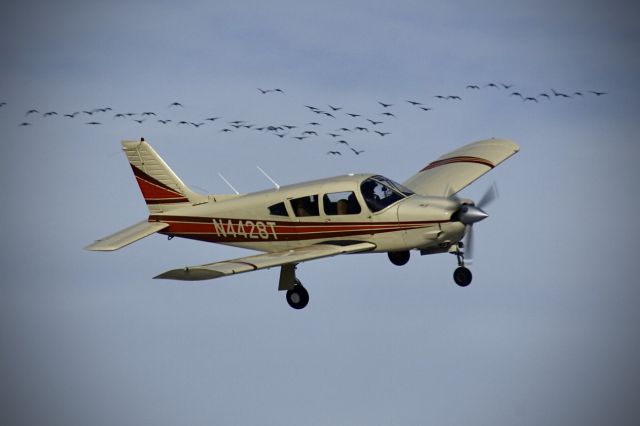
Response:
[1,1,639,425]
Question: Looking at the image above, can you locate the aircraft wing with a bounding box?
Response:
[154,241,376,281]
[403,138,519,197]
[85,220,169,251]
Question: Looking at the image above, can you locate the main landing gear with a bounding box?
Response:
[280,265,309,310]
[388,250,410,266]
[452,243,473,287]
[286,279,309,310]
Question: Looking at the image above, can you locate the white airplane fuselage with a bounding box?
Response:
[148,173,467,254]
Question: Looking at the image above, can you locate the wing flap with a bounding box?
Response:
[154,241,376,281]
[85,220,169,251]
[403,138,519,197]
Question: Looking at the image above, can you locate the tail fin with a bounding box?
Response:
[122,140,207,212]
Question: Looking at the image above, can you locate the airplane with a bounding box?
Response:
[86,138,519,309]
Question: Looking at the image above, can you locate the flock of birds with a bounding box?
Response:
[0,83,607,157]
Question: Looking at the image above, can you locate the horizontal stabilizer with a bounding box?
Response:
[85,220,169,251]
[154,241,376,281]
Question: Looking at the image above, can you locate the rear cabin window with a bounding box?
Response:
[268,202,288,216]
[323,191,361,215]
[291,195,320,217]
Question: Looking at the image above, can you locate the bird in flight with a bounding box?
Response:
[86,121,102,125]
[327,151,342,155]
[205,117,221,122]
[346,113,361,118]
[378,101,393,108]
[19,122,32,126]
[374,131,390,137]
[43,111,58,117]
[381,112,396,118]
[350,147,365,155]
[366,119,383,125]
[336,140,350,146]
[551,89,570,98]
[466,85,480,90]
[328,105,342,111]
[523,97,538,103]
[26,109,39,115]
[169,102,183,108]
[589,90,607,96]
[406,100,422,105]
[0,102,6,108]
[158,119,171,124]
[419,107,432,111]
[258,88,272,94]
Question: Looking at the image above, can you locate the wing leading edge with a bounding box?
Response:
[403,138,519,197]
[154,241,376,281]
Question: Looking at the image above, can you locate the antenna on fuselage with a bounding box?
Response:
[256,166,280,190]
[217,173,240,195]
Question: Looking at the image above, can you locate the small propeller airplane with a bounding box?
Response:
[87,138,519,309]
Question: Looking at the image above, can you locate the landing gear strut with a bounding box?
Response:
[452,244,472,287]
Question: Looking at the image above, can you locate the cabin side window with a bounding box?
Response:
[323,191,361,215]
[268,202,288,216]
[291,195,320,217]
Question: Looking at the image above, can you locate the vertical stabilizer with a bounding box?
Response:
[122,140,207,213]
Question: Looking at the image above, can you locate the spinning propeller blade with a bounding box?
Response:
[461,183,499,263]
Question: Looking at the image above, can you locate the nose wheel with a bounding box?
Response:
[453,266,472,287]
[452,244,473,287]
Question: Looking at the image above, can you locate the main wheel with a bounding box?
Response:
[453,266,472,287]
[286,284,309,309]
[388,251,410,266]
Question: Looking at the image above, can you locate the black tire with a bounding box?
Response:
[388,251,410,266]
[453,267,472,287]
[286,285,309,309]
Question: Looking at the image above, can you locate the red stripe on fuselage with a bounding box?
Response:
[148,215,444,243]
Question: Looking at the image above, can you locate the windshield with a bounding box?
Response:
[360,175,414,212]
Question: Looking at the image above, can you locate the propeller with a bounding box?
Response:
[451,183,499,263]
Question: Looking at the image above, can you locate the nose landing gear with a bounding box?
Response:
[452,244,472,287]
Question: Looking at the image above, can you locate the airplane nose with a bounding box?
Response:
[457,205,489,225]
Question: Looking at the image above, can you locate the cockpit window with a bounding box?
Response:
[360,176,413,212]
